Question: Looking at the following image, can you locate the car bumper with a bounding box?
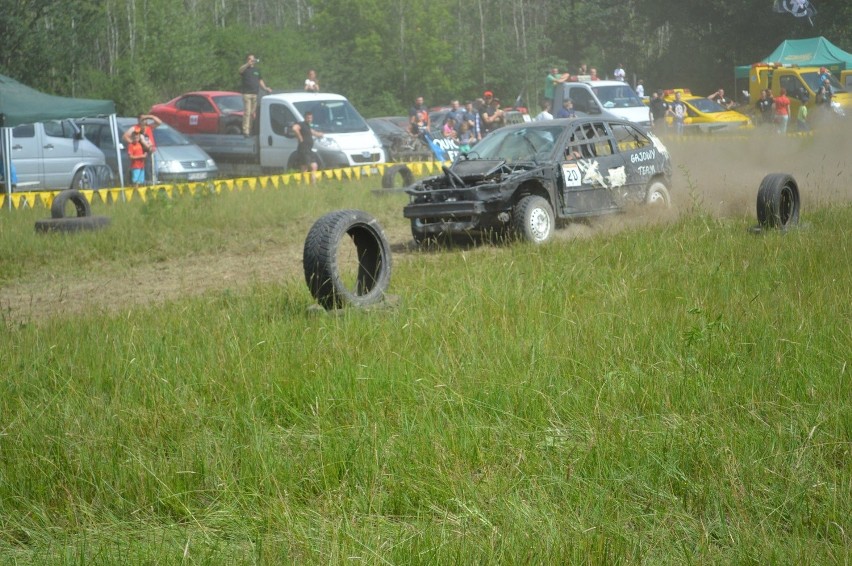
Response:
[404,200,505,235]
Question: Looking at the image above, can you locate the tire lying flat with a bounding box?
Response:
[35,216,111,233]
[757,173,800,230]
[303,210,393,310]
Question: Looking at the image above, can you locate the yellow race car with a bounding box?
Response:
[661,88,752,133]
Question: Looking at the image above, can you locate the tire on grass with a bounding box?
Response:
[51,189,92,219]
[303,210,393,310]
[757,173,800,230]
[512,195,554,244]
[381,164,415,189]
[35,216,111,234]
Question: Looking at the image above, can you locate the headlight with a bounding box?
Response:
[316,137,341,151]
[206,158,216,168]
[157,160,182,173]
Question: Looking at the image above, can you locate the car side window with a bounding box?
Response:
[569,88,594,113]
[269,103,298,136]
[611,123,651,152]
[13,124,35,138]
[780,75,805,96]
[178,96,213,113]
[43,121,68,138]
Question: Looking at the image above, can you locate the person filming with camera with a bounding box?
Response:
[238,53,272,136]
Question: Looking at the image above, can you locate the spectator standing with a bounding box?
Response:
[408,96,430,136]
[577,63,588,76]
[555,99,576,119]
[461,100,481,141]
[122,113,162,182]
[126,131,151,187]
[815,78,833,108]
[635,80,645,98]
[589,68,600,81]
[545,67,569,105]
[458,121,474,153]
[667,91,687,135]
[446,99,465,133]
[292,111,323,183]
[481,96,505,135]
[613,64,626,82]
[756,89,774,127]
[535,100,554,121]
[773,88,791,134]
[442,117,458,140]
[304,69,319,92]
[470,99,485,141]
[238,54,272,136]
[649,90,668,130]
[796,91,810,132]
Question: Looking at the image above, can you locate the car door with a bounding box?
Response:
[10,123,44,188]
[174,95,218,134]
[558,121,625,215]
[610,121,662,203]
[261,101,299,168]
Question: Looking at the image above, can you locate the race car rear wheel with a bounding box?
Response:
[645,180,671,208]
[757,173,800,229]
[513,195,554,244]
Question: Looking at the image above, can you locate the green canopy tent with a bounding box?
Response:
[735,36,852,79]
[1,74,117,208]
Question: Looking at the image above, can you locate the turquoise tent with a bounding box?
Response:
[734,36,852,79]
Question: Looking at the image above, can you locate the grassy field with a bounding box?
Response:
[0,135,850,564]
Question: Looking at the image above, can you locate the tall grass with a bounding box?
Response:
[0,171,850,563]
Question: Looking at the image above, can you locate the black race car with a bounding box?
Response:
[403,117,672,244]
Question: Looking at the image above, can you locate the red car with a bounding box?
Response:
[150,91,244,135]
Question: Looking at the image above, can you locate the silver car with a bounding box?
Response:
[77,117,218,184]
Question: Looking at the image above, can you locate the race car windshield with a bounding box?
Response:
[294,100,370,133]
[689,98,727,114]
[472,126,563,161]
[593,85,645,108]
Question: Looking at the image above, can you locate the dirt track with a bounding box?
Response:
[2,128,849,325]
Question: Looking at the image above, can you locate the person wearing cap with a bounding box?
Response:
[481,96,505,135]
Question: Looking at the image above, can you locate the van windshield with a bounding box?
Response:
[294,100,369,133]
[592,85,645,108]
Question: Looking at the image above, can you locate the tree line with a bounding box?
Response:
[2,0,850,118]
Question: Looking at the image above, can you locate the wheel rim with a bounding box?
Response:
[528,207,551,241]
[647,186,668,206]
[779,186,794,225]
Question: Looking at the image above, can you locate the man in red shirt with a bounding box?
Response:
[773,88,791,134]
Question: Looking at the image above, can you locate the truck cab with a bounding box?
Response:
[260,92,385,170]
[553,81,651,128]
[749,63,851,115]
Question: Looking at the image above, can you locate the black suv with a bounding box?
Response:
[403,117,672,244]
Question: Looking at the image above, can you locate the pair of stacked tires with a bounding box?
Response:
[35,190,110,233]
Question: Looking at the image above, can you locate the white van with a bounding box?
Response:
[264,91,386,169]
[7,120,108,190]
[555,81,651,128]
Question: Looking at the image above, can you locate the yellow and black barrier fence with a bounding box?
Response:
[1,161,449,211]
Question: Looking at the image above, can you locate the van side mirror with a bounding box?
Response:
[588,101,601,115]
